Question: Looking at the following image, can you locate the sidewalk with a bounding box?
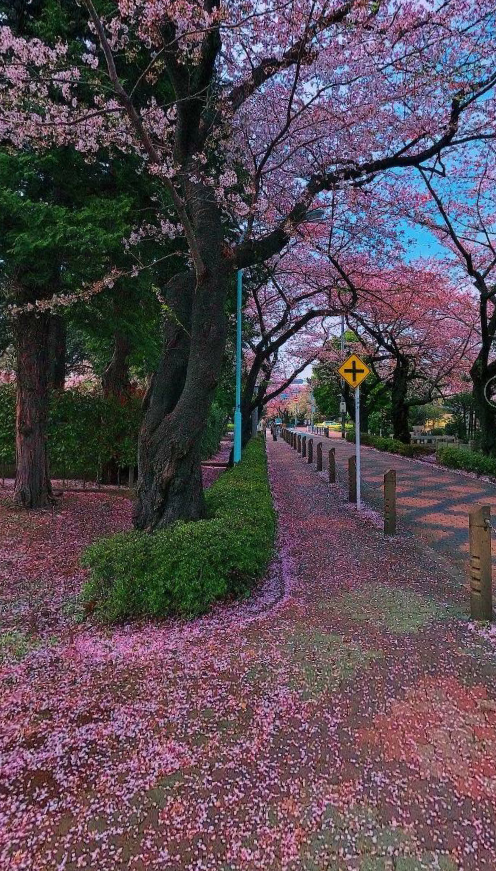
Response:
[2,437,496,869]
[292,428,496,577]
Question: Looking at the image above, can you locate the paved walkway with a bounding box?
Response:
[290,428,496,578]
[3,438,496,869]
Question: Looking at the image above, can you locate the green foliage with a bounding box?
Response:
[48,390,142,477]
[0,379,230,473]
[0,385,141,475]
[346,431,432,457]
[0,384,15,464]
[312,357,390,430]
[444,391,476,440]
[82,437,275,622]
[200,402,228,460]
[436,446,496,477]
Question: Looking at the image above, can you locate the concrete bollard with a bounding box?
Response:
[297,434,302,453]
[348,455,357,503]
[328,448,336,483]
[307,438,313,463]
[302,436,307,458]
[384,469,397,535]
[469,505,493,621]
[325,427,329,438]
[317,442,322,471]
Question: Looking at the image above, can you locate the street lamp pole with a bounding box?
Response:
[233,266,243,463]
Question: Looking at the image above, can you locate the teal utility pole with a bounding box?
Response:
[233,267,243,463]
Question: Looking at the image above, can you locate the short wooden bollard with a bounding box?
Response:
[348,455,357,503]
[384,469,397,535]
[328,448,336,483]
[302,436,307,458]
[307,438,313,463]
[325,427,329,438]
[469,505,493,621]
[297,434,302,453]
[317,442,322,471]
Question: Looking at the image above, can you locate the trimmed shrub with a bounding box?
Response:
[82,436,275,622]
[200,401,228,460]
[437,446,496,477]
[49,390,142,478]
[345,430,433,458]
[0,385,15,465]
[0,384,228,477]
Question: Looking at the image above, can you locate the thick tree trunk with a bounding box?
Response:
[48,315,66,391]
[102,332,132,399]
[241,398,253,448]
[14,311,54,508]
[391,360,411,443]
[101,332,133,485]
[134,263,230,530]
[471,356,496,456]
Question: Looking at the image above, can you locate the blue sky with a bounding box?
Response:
[401,221,446,261]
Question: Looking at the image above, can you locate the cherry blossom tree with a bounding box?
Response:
[241,241,340,444]
[336,260,478,441]
[406,152,496,453]
[2,0,496,527]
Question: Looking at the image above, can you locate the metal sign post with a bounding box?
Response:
[355,385,361,510]
[337,353,370,512]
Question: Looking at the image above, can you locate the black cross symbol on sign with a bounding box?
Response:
[344,359,366,383]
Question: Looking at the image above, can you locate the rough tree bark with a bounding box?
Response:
[102,331,132,399]
[134,254,230,530]
[14,310,54,508]
[471,355,496,456]
[100,331,133,484]
[391,359,411,443]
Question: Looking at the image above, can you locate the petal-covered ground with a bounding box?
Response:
[1,439,496,870]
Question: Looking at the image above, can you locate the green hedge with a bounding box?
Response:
[0,385,141,474]
[200,402,228,460]
[437,446,496,477]
[0,385,227,475]
[0,385,15,465]
[49,390,141,477]
[345,431,432,457]
[81,436,275,622]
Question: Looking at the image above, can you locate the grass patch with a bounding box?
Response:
[82,437,275,622]
[0,630,39,662]
[334,584,455,634]
[437,445,496,477]
[285,627,380,700]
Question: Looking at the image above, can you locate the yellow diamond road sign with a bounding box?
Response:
[338,354,370,389]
